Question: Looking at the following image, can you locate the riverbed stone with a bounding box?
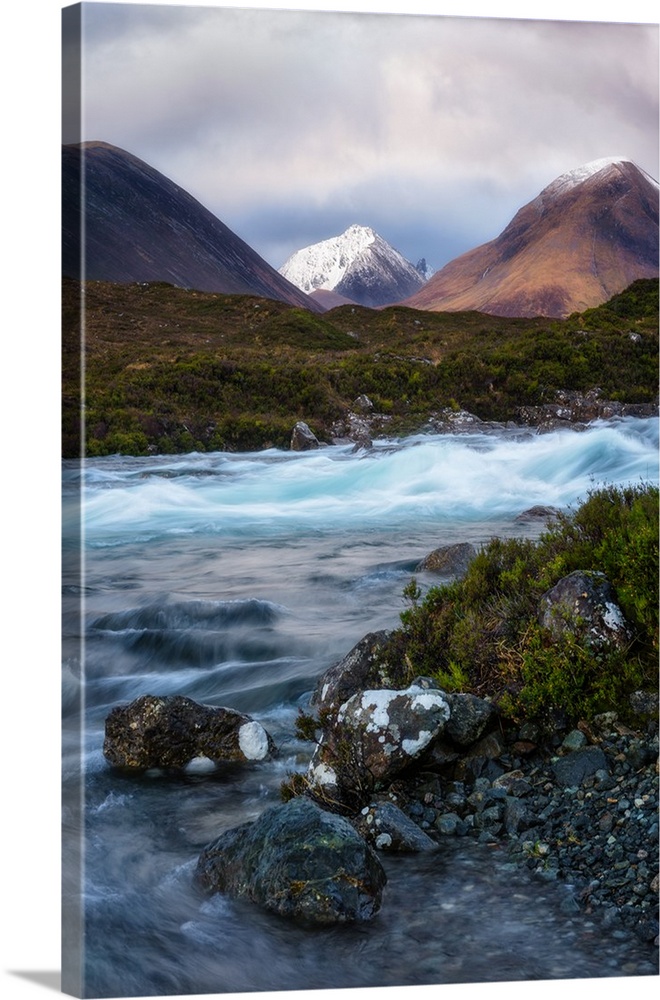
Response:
[353,800,438,852]
[552,746,609,788]
[194,796,386,924]
[415,542,477,577]
[103,694,276,771]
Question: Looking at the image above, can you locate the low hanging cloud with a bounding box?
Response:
[73,5,659,268]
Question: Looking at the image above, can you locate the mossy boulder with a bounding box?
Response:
[194,797,386,924]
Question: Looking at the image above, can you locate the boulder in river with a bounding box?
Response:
[103,694,276,771]
[194,796,387,924]
[290,420,320,451]
[415,542,477,577]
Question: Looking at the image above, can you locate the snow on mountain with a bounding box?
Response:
[404,156,658,319]
[279,224,429,308]
[416,258,435,281]
[538,157,660,205]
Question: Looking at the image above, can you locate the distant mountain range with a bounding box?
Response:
[279,224,429,308]
[62,144,658,320]
[61,141,321,312]
[404,158,659,318]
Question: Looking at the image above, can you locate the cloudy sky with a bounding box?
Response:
[63,0,659,273]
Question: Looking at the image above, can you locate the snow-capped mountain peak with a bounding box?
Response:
[540,157,659,203]
[279,225,377,294]
[279,224,430,308]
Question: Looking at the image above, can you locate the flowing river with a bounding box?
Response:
[62,418,659,998]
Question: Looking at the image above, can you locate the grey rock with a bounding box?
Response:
[629,689,659,717]
[504,797,531,835]
[103,694,275,771]
[346,412,373,449]
[353,800,438,852]
[446,692,494,747]
[514,505,561,524]
[352,394,374,413]
[415,542,477,577]
[290,420,320,451]
[562,729,588,751]
[552,747,609,787]
[538,570,631,649]
[310,630,394,715]
[195,797,386,924]
[435,812,463,836]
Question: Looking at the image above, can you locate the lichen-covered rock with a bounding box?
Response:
[194,797,386,924]
[415,542,477,577]
[538,570,631,650]
[353,800,438,852]
[290,420,320,451]
[310,631,394,714]
[307,684,450,807]
[103,694,275,771]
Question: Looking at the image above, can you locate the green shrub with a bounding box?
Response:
[393,483,658,723]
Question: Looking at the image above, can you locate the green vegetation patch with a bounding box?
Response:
[62,277,658,457]
[389,484,659,725]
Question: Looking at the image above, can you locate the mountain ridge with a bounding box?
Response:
[279,224,428,308]
[61,140,322,312]
[403,158,659,318]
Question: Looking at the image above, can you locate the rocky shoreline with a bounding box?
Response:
[290,387,659,451]
[100,477,658,963]
[397,706,659,951]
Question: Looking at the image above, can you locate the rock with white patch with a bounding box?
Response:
[310,630,397,716]
[538,570,631,650]
[307,684,450,809]
[103,694,276,771]
[353,800,439,852]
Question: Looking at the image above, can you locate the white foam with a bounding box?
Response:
[77,418,659,545]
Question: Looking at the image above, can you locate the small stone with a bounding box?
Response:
[562,729,587,751]
[435,812,462,836]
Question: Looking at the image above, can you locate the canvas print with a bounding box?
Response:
[61,2,659,998]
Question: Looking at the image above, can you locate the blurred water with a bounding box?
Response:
[62,418,659,997]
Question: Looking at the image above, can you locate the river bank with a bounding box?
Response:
[397,706,659,953]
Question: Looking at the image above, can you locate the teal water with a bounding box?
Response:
[62,418,659,997]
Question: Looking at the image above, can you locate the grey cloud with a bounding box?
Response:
[74,5,659,269]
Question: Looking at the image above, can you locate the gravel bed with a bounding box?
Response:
[403,710,659,953]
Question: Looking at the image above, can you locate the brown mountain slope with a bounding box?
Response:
[403,158,659,318]
[62,141,321,311]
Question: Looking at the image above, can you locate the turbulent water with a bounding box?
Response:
[62,418,659,998]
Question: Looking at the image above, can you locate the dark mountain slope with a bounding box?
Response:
[62,141,321,311]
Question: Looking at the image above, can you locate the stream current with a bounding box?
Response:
[61,418,659,997]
